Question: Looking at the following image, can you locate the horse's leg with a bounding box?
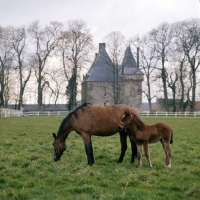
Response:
[129,135,137,163]
[160,139,171,167]
[85,142,94,166]
[136,144,142,168]
[143,141,153,168]
[118,132,127,163]
[164,142,172,167]
[160,139,167,165]
[82,133,94,166]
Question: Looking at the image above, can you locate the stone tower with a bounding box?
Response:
[81,43,144,111]
[120,46,144,109]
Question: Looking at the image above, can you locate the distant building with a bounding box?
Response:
[81,43,144,112]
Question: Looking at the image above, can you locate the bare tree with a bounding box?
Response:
[58,20,94,110]
[132,35,158,112]
[148,22,174,111]
[46,67,66,110]
[0,26,14,107]
[28,21,63,111]
[6,26,32,110]
[173,19,200,112]
[169,30,188,112]
[167,69,179,112]
[103,31,126,104]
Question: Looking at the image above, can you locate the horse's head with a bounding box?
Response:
[53,133,66,161]
[118,109,132,131]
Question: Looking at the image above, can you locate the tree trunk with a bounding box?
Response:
[0,62,5,107]
[179,64,185,112]
[191,60,196,112]
[146,73,153,112]
[161,66,169,112]
[18,65,23,110]
[38,66,43,111]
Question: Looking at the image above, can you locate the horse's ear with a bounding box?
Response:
[53,133,57,139]
[124,109,132,123]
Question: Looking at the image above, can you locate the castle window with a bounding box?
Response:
[104,87,107,96]
[130,91,133,97]
[89,84,93,90]
[137,89,142,95]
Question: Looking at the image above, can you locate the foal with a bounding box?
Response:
[118,109,173,168]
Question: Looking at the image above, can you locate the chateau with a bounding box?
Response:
[81,43,144,112]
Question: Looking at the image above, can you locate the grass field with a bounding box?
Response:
[0,116,200,200]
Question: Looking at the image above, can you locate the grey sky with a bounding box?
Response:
[0,0,200,44]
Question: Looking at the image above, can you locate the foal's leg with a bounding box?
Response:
[160,139,167,165]
[82,133,94,166]
[118,132,127,163]
[143,141,153,168]
[136,144,142,168]
[160,139,171,167]
[164,142,172,167]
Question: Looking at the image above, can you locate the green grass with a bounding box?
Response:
[0,116,200,200]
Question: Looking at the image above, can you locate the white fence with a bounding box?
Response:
[0,109,68,117]
[1,109,200,118]
[0,108,23,117]
[140,111,200,117]
[23,111,69,117]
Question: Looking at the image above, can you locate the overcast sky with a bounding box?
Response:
[0,0,200,44]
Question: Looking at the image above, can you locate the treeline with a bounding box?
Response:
[0,20,93,111]
[132,18,200,112]
[0,18,199,112]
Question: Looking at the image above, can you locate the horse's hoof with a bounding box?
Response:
[88,162,94,166]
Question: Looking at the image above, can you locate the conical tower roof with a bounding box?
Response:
[87,45,122,82]
[121,46,143,75]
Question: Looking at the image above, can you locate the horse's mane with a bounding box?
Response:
[132,113,144,126]
[57,103,91,137]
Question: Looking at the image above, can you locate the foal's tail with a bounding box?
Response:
[170,130,173,144]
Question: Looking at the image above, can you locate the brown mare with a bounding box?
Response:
[118,109,173,168]
[53,103,140,166]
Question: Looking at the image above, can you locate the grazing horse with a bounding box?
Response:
[53,103,140,166]
[118,109,173,168]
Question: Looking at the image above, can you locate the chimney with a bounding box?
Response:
[99,43,106,52]
[137,47,139,68]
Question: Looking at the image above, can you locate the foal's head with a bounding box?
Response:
[53,133,66,161]
[118,109,132,131]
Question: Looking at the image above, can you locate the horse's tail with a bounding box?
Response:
[170,130,173,144]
